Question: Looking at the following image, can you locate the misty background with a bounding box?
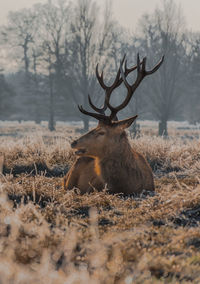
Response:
[0,0,199,136]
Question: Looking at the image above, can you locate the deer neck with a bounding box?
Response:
[96,137,135,192]
[91,135,134,180]
[100,136,134,171]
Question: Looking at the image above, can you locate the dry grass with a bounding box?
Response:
[0,121,200,283]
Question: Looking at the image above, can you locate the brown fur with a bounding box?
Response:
[64,118,154,194]
[64,157,104,194]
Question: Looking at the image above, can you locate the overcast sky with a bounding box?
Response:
[0,0,200,32]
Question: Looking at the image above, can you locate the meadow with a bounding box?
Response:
[0,121,200,283]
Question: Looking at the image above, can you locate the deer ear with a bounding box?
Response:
[114,115,138,129]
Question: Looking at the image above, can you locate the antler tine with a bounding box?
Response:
[120,58,132,93]
[96,64,107,90]
[142,56,147,72]
[137,53,141,72]
[145,55,164,75]
[78,105,110,123]
[124,57,141,74]
[88,95,107,114]
[110,54,126,89]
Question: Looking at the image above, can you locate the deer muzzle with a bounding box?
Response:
[71,140,77,148]
[71,140,86,155]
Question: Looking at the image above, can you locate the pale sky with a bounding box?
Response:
[0,0,200,32]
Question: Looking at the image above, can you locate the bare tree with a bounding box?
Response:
[185,32,200,124]
[1,8,38,75]
[64,0,116,131]
[37,0,71,130]
[138,0,186,136]
[29,46,43,124]
[0,7,43,122]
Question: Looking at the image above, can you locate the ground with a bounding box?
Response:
[0,121,200,283]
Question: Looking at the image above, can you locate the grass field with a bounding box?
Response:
[0,121,200,283]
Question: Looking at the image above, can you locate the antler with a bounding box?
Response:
[78,54,164,124]
[79,55,140,123]
[106,54,164,119]
[88,55,139,118]
[78,105,111,124]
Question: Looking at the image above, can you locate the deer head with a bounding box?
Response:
[71,54,164,158]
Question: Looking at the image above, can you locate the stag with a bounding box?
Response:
[64,54,164,194]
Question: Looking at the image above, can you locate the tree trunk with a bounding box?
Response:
[158,120,168,136]
[130,122,140,139]
[49,111,55,131]
[24,38,29,75]
[48,74,55,131]
[83,116,89,132]
[35,104,41,124]
[33,52,41,125]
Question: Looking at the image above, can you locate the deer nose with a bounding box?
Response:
[71,140,77,148]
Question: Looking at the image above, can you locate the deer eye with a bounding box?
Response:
[98,131,105,136]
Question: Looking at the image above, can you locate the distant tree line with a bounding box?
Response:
[0,0,200,135]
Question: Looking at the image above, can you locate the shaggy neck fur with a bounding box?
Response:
[102,131,132,159]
